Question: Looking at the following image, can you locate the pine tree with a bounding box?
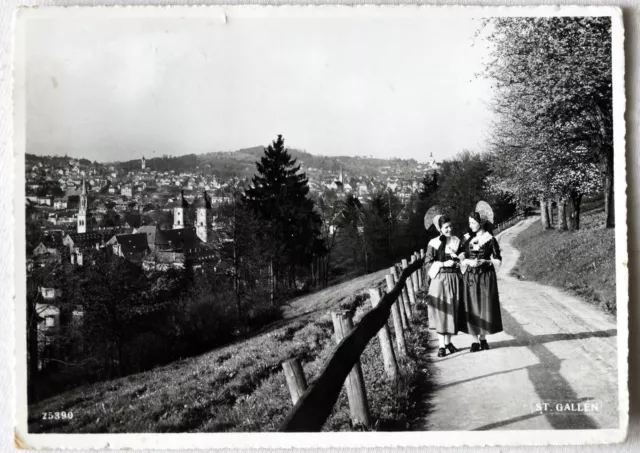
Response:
[243,135,325,296]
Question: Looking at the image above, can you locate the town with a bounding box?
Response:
[26,150,440,270]
[25,147,441,382]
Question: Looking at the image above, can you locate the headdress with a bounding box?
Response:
[424,205,444,232]
[474,200,494,225]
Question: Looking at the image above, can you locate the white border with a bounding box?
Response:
[11,4,629,449]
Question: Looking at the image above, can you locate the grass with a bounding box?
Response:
[29,269,434,433]
[511,209,616,315]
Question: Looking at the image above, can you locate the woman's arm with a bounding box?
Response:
[491,238,502,261]
[425,244,437,265]
[490,237,502,269]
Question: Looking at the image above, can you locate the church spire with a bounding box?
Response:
[77,178,88,233]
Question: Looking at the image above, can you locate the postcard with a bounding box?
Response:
[12,4,628,449]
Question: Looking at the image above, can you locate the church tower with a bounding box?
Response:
[77,179,88,233]
[339,166,344,184]
[173,190,187,229]
[195,191,210,243]
[141,156,146,170]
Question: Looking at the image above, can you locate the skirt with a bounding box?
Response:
[427,269,463,335]
[460,267,503,335]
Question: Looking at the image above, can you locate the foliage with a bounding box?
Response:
[243,135,326,298]
[479,17,613,228]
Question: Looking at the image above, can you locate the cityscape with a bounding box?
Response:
[26,147,440,374]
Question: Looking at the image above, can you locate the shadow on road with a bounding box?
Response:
[491,309,602,429]
[436,366,530,391]
[489,328,617,350]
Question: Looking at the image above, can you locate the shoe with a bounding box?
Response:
[480,339,490,351]
[445,343,459,354]
[470,342,480,352]
[437,347,447,357]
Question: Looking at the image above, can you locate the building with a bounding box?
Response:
[62,231,110,265]
[426,152,440,171]
[106,233,150,262]
[193,191,212,243]
[141,156,146,170]
[121,185,133,197]
[77,179,88,233]
[133,225,170,251]
[172,190,189,229]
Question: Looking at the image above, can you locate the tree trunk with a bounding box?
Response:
[566,191,583,231]
[557,199,568,231]
[269,260,274,306]
[540,195,550,229]
[604,145,615,228]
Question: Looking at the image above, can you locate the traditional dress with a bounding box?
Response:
[425,235,463,335]
[460,231,503,335]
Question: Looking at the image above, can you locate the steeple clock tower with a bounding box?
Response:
[77,179,88,233]
[173,190,187,229]
[195,191,210,242]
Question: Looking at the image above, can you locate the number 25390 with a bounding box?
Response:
[42,411,73,420]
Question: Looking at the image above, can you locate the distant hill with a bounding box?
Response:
[116,146,422,180]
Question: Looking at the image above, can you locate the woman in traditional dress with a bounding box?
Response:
[425,215,463,357]
[459,211,504,352]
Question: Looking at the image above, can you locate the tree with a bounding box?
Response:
[243,135,325,301]
[434,151,491,233]
[213,194,272,320]
[70,250,178,377]
[479,17,613,228]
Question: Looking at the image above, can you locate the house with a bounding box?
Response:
[53,198,68,210]
[62,231,111,255]
[121,185,133,197]
[133,225,170,251]
[37,197,53,206]
[106,233,150,262]
[32,235,62,258]
[162,227,202,252]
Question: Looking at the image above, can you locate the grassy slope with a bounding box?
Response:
[30,269,432,433]
[511,209,616,315]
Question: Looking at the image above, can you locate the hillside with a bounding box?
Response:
[29,268,429,433]
[114,146,423,181]
[510,209,616,315]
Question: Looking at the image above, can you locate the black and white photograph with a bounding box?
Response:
[12,5,627,448]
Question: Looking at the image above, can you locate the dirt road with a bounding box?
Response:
[421,217,619,430]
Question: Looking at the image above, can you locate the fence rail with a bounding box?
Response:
[278,252,425,432]
[493,212,526,235]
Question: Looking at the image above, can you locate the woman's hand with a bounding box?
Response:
[443,260,455,267]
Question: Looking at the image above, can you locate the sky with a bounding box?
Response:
[23,7,495,164]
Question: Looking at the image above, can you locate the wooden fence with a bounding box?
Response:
[278,250,427,432]
[492,212,526,235]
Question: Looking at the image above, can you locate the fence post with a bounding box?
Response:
[397,264,412,313]
[389,271,412,324]
[402,259,417,307]
[331,310,371,428]
[386,273,409,329]
[420,249,427,288]
[389,266,412,324]
[413,252,422,289]
[368,288,398,380]
[384,274,407,358]
[282,358,308,405]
